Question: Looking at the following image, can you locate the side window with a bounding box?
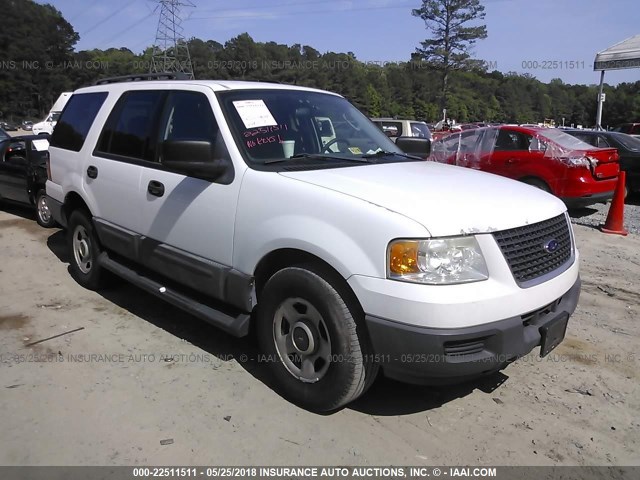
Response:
[50,92,108,152]
[527,135,548,152]
[376,121,402,138]
[573,134,596,147]
[158,91,230,163]
[441,132,461,152]
[597,136,611,148]
[97,90,166,161]
[494,130,528,151]
[410,122,430,138]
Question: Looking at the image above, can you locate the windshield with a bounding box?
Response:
[540,128,595,150]
[612,132,640,151]
[218,89,403,166]
[0,128,9,140]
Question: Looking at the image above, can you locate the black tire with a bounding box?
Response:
[67,209,108,290]
[257,266,378,412]
[35,190,56,228]
[522,177,551,193]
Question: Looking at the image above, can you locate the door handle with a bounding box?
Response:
[87,166,98,179]
[147,180,165,197]
[506,158,517,164]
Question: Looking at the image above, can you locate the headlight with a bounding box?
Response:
[388,237,489,284]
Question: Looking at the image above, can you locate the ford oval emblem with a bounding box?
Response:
[544,239,559,253]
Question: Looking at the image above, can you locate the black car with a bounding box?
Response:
[0,130,56,227]
[612,123,640,137]
[0,121,19,131]
[565,129,640,195]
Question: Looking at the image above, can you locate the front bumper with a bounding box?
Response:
[364,276,581,385]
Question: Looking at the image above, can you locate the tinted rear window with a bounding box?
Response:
[613,132,640,151]
[50,92,108,151]
[97,90,166,161]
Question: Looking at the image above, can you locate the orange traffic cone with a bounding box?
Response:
[601,171,628,236]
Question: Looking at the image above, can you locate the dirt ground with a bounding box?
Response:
[0,204,638,467]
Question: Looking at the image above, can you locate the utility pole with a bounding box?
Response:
[150,0,195,79]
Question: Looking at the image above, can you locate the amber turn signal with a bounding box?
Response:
[389,241,420,274]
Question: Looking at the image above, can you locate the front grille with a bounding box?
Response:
[493,214,572,285]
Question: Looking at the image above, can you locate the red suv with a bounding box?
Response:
[429,125,620,207]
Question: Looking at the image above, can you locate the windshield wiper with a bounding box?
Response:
[361,150,423,160]
[264,153,371,165]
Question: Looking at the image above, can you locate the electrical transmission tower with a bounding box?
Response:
[150,0,195,79]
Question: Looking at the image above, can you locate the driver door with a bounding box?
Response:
[138,89,241,299]
[0,141,30,203]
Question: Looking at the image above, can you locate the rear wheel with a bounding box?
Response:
[257,266,378,411]
[68,209,108,290]
[35,190,56,228]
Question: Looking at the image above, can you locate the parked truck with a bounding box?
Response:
[32,92,73,136]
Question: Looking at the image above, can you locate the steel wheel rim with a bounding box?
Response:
[37,196,51,223]
[273,297,332,383]
[72,225,92,274]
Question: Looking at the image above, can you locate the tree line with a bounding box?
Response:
[0,0,638,128]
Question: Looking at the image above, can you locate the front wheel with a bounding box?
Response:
[257,266,378,411]
[35,190,56,228]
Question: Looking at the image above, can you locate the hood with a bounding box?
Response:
[279,161,567,237]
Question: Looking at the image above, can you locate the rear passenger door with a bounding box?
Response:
[490,129,537,179]
[138,89,240,299]
[90,90,166,255]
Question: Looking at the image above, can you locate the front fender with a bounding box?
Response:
[233,170,429,279]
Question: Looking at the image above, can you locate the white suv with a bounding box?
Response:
[46,75,580,411]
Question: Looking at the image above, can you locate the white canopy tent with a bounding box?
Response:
[593,34,640,129]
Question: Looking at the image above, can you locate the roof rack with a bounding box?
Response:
[94,72,191,85]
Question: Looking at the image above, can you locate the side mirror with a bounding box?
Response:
[396,136,431,158]
[161,140,228,181]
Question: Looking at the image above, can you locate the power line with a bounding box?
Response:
[192,0,411,15]
[80,0,139,36]
[98,9,158,48]
[68,0,103,23]
[188,0,412,20]
[150,0,195,79]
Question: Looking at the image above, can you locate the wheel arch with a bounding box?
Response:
[253,248,365,318]
[62,190,92,224]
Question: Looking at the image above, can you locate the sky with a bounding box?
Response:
[43,0,640,86]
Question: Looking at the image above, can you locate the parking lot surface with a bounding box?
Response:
[0,206,639,466]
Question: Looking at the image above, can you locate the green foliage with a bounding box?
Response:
[0,0,78,119]
[0,1,637,129]
[412,0,488,109]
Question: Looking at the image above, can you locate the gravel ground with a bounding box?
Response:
[569,194,640,235]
